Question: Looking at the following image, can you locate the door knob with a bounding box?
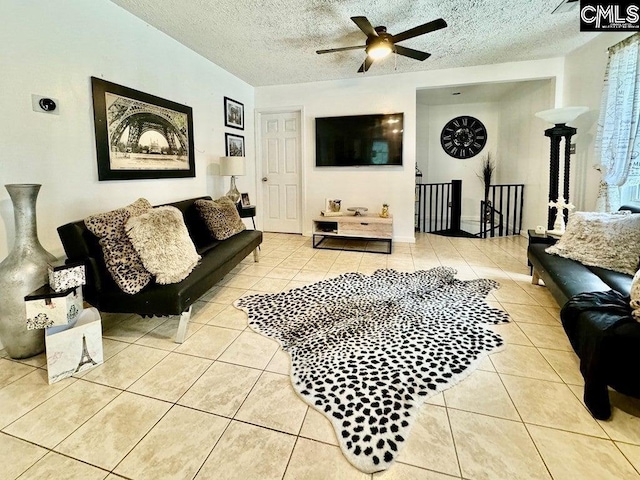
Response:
[262,177,268,182]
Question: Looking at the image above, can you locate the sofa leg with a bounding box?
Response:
[531,269,540,285]
[253,247,260,263]
[175,306,192,344]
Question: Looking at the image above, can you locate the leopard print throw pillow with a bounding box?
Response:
[195,196,246,240]
[84,198,153,294]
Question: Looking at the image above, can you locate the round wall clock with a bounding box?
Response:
[440,116,487,159]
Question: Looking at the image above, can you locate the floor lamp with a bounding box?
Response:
[219,156,245,203]
[535,106,588,231]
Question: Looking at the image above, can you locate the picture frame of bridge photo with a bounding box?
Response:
[91,77,195,180]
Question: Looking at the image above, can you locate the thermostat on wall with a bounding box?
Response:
[32,94,60,115]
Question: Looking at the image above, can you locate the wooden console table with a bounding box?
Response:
[312,214,393,254]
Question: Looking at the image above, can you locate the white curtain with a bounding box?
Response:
[595,33,640,212]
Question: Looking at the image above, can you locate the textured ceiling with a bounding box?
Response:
[416,79,552,106]
[109,0,596,87]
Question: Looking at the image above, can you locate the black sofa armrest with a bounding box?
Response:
[620,204,640,213]
[57,221,106,298]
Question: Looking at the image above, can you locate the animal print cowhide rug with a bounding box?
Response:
[235,267,509,473]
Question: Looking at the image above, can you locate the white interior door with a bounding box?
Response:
[260,111,302,233]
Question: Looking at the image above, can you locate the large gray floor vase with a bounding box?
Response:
[0,184,56,359]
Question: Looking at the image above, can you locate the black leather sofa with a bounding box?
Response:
[527,205,640,419]
[57,196,262,343]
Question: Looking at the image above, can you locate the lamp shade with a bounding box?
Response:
[535,106,589,125]
[219,156,245,176]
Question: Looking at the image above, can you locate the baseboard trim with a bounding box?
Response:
[393,236,416,244]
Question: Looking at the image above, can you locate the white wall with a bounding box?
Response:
[497,80,555,230]
[0,0,255,261]
[563,32,634,211]
[415,106,429,179]
[256,58,565,242]
[423,102,499,233]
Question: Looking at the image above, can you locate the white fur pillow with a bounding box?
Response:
[125,206,200,284]
[545,211,640,275]
[631,269,640,321]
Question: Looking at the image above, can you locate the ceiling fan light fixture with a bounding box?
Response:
[366,42,392,60]
[321,16,446,73]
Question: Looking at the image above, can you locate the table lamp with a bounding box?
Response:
[219,156,245,203]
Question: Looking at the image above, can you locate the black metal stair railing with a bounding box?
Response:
[479,184,525,238]
[415,182,452,233]
[479,200,503,238]
[415,181,524,238]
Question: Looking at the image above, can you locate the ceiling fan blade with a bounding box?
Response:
[392,18,447,43]
[394,45,431,61]
[316,45,365,54]
[351,16,377,37]
[357,56,374,73]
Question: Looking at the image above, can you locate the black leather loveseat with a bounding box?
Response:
[527,206,640,419]
[57,196,262,343]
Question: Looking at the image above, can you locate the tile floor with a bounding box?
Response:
[1,232,639,480]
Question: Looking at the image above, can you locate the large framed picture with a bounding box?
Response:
[225,133,245,157]
[224,96,244,130]
[91,77,195,181]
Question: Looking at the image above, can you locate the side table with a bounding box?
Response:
[237,205,256,229]
[527,229,558,274]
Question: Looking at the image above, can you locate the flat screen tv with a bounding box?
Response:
[315,113,403,167]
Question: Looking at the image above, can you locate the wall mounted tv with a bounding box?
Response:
[315,113,404,167]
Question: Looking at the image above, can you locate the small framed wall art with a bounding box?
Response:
[325,198,342,213]
[225,133,245,156]
[91,77,195,181]
[224,96,244,130]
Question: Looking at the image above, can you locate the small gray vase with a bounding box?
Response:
[0,184,56,359]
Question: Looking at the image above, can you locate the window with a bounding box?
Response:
[622,184,640,205]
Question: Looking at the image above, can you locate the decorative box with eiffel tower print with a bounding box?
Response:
[24,285,83,330]
[45,307,103,384]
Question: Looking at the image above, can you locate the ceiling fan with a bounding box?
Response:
[316,16,447,73]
